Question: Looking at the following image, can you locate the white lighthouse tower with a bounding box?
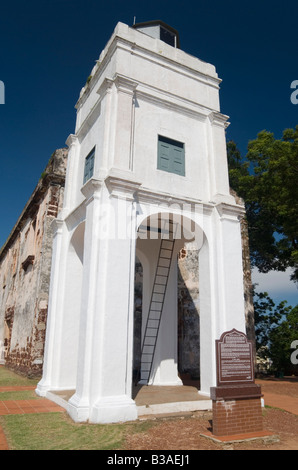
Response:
[36,21,246,424]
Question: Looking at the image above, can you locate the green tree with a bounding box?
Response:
[253,291,291,351]
[268,305,298,374]
[253,292,298,374]
[227,126,298,282]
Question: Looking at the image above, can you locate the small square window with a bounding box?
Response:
[83,147,95,184]
[157,136,185,176]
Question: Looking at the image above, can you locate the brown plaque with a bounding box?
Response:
[216,329,254,386]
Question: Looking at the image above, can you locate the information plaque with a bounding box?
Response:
[216,329,254,386]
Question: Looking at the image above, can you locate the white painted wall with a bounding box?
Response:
[37,21,247,424]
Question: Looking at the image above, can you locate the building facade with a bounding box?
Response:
[34,21,250,424]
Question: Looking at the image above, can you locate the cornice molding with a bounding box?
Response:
[51,218,64,236]
[208,111,230,129]
[135,86,208,121]
[105,174,142,201]
[216,202,246,221]
[65,134,78,148]
[113,74,138,95]
[81,178,104,203]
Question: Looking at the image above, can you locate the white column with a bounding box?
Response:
[198,208,215,396]
[36,219,68,395]
[88,177,140,423]
[67,178,103,422]
[67,176,140,424]
[215,203,246,333]
[112,75,138,171]
[63,134,80,211]
[199,203,246,396]
[208,113,235,204]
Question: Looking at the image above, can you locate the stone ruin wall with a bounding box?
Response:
[0,149,67,377]
[230,189,256,347]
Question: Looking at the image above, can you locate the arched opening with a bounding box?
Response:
[132,211,209,409]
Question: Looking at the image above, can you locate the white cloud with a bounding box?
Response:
[251,268,298,305]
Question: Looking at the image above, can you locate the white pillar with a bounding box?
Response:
[208,113,235,204]
[67,178,104,422]
[112,76,138,171]
[68,176,141,424]
[199,203,246,396]
[36,219,68,395]
[64,134,80,211]
[215,202,246,333]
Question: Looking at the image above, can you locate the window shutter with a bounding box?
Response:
[171,146,184,175]
[158,140,171,172]
[157,136,185,176]
[83,147,95,184]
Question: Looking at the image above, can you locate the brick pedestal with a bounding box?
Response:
[210,384,263,437]
[212,397,263,436]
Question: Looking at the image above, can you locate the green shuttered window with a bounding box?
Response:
[83,147,95,184]
[157,135,185,176]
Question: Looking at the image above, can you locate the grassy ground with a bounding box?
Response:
[0,367,39,387]
[0,367,155,450]
[1,412,154,450]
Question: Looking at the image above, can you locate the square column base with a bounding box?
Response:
[67,393,90,423]
[89,395,138,424]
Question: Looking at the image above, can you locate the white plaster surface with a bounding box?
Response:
[37,22,246,424]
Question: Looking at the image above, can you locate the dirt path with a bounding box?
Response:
[124,377,298,450]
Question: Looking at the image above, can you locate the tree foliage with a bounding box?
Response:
[254,293,298,374]
[269,305,298,373]
[227,126,298,282]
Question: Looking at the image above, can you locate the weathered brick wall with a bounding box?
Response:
[0,149,67,377]
[230,189,256,347]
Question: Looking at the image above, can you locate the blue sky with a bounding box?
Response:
[0,0,297,307]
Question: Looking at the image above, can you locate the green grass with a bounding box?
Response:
[0,366,156,450]
[0,411,155,450]
[0,390,39,400]
[0,366,39,387]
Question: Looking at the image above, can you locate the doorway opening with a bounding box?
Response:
[132,212,204,410]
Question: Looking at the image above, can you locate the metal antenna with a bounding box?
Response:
[133,16,136,25]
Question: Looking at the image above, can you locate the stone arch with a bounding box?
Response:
[134,210,211,391]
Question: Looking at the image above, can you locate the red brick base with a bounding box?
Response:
[212,397,263,436]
